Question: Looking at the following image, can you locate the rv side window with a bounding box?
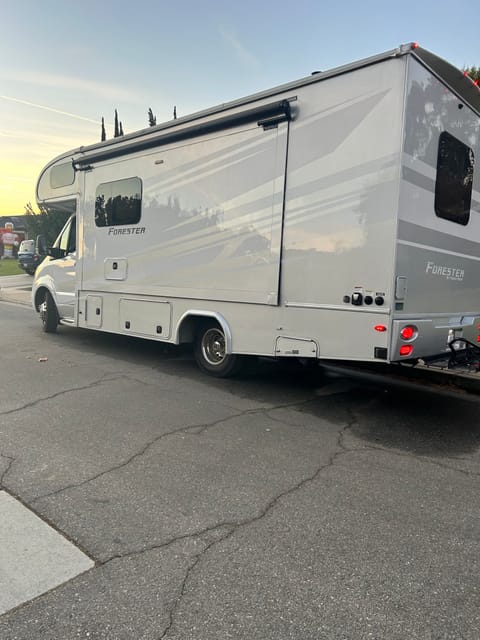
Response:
[95,177,142,227]
[50,162,75,189]
[434,132,474,226]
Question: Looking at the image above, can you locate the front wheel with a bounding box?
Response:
[39,290,58,333]
[194,322,243,377]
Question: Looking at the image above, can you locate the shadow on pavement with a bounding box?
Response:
[42,325,480,459]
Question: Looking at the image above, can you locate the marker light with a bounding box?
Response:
[400,325,417,340]
[399,344,413,356]
[374,325,387,332]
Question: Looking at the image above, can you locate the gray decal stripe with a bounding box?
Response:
[398,220,480,259]
[403,165,480,213]
[402,166,435,193]
[149,128,286,188]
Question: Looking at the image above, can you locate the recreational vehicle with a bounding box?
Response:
[32,43,480,376]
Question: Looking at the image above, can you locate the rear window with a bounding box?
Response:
[434,131,474,226]
[19,240,35,253]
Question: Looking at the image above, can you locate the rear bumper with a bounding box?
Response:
[391,315,480,362]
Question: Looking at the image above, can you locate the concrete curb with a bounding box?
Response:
[0,288,32,307]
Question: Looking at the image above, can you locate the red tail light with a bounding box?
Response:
[400,325,417,340]
[399,344,413,356]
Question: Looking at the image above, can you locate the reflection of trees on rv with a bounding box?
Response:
[404,73,480,165]
[93,184,272,271]
[140,195,271,268]
[403,66,478,220]
[95,194,142,227]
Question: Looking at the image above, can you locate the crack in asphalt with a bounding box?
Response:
[158,527,234,640]
[149,402,479,638]
[155,419,355,639]
[30,398,324,503]
[0,374,125,417]
[0,453,15,488]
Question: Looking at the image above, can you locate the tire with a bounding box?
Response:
[39,291,58,333]
[194,322,243,377]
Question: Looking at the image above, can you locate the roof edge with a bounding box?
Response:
[413,46,480,117]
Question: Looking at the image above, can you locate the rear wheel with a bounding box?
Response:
[39,291,58,333]
[194,322,243,377]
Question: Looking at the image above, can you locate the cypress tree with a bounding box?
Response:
[148,108,157,127]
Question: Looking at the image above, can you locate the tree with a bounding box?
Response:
[119,121,124,136]
[114,109,120,137]
[173,105,177,120]
[101,117,106,141]
[148,108,157,127]
[24,203,70,247]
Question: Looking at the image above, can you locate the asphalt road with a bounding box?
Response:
[1,299,480,639]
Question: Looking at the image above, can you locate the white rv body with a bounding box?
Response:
[33,44,480,374]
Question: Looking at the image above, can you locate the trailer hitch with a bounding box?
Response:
[447,338,480,372]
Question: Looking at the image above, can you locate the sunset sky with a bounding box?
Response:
[1,0,478,215]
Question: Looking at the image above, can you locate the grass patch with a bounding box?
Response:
[0,259,24,276]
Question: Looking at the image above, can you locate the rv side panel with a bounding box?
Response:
[280,58,406,359]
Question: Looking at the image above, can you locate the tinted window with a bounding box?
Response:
[95,177,142,227]
[50,162,75,188]
[435,132,474,226]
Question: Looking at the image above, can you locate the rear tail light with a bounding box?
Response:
[399,344,413,357]
[400,325,417,341]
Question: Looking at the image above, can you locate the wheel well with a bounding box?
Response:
[34,287,48,311]
[176,313,231,350]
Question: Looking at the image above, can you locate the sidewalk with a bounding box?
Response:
[0,275,32,307]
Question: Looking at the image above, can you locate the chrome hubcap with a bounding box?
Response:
[202,328,226,366]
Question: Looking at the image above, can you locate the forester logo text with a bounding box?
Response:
[425,261,464,281]
[108,227,146,236]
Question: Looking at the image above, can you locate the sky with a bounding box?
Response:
[0,0,478,215]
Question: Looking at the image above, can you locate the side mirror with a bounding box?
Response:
[47,247,66,259]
